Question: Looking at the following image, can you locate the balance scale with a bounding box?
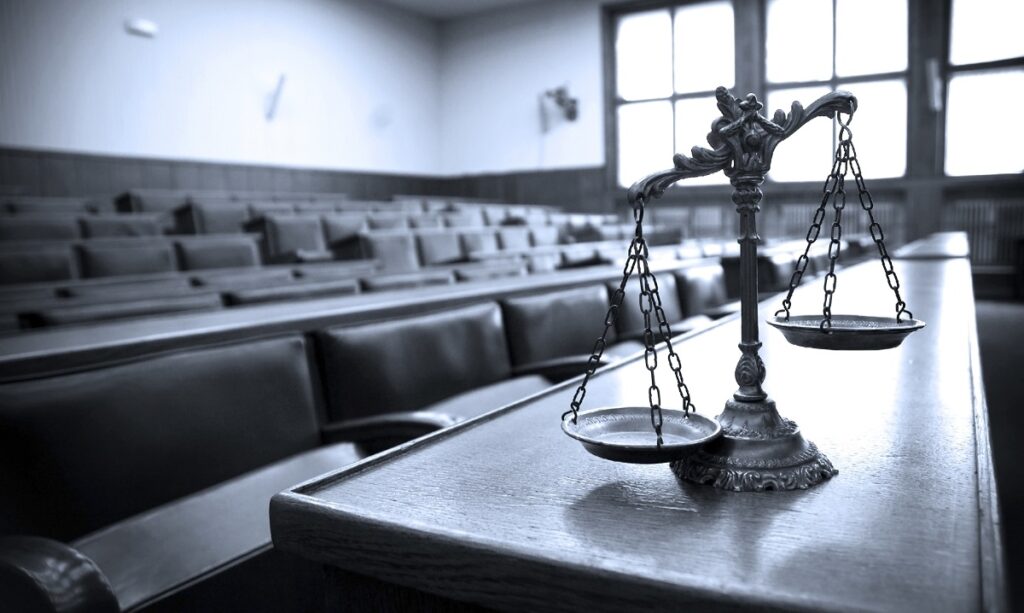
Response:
[561,87,925,492]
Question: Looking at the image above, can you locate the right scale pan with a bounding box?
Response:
[767,314,926,351]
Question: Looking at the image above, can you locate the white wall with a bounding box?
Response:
[439,0,605,175]
[0,0,442,174]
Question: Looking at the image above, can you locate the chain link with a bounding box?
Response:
[775,110,913,329]
[563,195,696,447]
[847,139,913,322]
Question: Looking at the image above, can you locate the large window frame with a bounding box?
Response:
[603,0,1023,205]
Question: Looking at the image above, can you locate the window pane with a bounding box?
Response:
[674,1,734,93]
[675,97,729,185]
[836,0,907,77]
[843,79,906,178]
[618,101,674,188]
[946,70,1024,175]
[766,0,832,83]
[616,10,673,101]
[767,86,832,181]
[950,0,1024,66]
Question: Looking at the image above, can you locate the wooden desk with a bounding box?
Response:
[271,258,1006,612]
[893,231,970,260]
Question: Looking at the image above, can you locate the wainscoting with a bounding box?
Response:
[3,146,1022,268]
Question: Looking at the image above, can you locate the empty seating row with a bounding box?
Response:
[1,196,115,215]
[0,260,736,610]
[0,214,164,241]
[0,235,263,284]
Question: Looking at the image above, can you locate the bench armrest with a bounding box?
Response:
[322,411,458,456]
[0,536,119,613]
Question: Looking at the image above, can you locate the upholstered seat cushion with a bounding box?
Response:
[0,248,75,284]
[501,285,614,366]
[359,231,420,273]
[223,279,359,306]
[77,244,176,278]
[175,237,260,270]
[260,216,326,259]
[416,229,465,266]
[316,302,515,421]
[422,374,551,421]
[0,335,322,540]
[79,216,162,238]
[0,217,80,241]
[497,227,531,251]
[72,442,362,612]
[673,263,730,317]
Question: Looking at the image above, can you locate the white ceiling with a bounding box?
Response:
[377,0,542,20]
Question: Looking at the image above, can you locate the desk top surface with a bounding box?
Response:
[271,257,1003,613]
[893,231,970,259]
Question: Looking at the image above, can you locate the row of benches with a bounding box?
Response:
[1,228,879,610]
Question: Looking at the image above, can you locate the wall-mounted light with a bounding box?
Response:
[124,18,159,39]
[539,85,579,133]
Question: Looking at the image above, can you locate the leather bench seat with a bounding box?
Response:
[317,302,552,423]
[72,442,363,612]
[359,231,420,273]
[175,237,260,270]
[79,215,162,239]
[21,292,223,327]
[223,279,359,306]
[360,269,454,292]
[77,243,177,278]
[0,247,76,284]
[608,274,713,344]
[174,202,250,234]
[0,217,81,241]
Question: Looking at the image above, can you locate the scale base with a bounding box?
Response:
[671,398,837,491]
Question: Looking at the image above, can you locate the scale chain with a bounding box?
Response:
[820,130,850,331]
[563,195,696,447]
[847,139,913,322]
[774,111,913,329]
[775,142,846,321]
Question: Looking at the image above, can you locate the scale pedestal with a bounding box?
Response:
[672,398,836,491]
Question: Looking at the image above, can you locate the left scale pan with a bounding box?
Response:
[562,406,721,464]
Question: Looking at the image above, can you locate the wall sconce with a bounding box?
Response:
[539,86,578,134]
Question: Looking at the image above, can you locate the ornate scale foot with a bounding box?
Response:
[671,398,837,491]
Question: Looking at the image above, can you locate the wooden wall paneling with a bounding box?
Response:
[197,163,228,191]
[141,160,174,190]
[173,162,202,191]
[225,165,249,192]
[271,168,294,193]
[75,155,115,197]
[111,158,145,194]
[247,166,274,192]
[39,153,77,196]
[0,149,41,194]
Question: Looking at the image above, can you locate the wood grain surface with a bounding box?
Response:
[271,256,1005,612]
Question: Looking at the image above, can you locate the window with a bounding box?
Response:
[765,0,907,181]
[613,2,734,187]
[944,0,1024,176]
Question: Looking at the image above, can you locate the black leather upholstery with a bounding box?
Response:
[22,293,224,327]
[609,274,686,341]
[0,248,76,284]
[497,227,531,251]
[501,285,614,366]
[0,536,119,613]
[175,237,259,270]
[674,263,729,317]
[0,218,80,242]
[0,335,322,540]
[76,244,176,278]
[416,229,465,266]
[72,443,361,612]
[317,302,514,421]
[258,215,327,262]
[359,231,420,273]
[223,279,358,306]
[79,216,161,239]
